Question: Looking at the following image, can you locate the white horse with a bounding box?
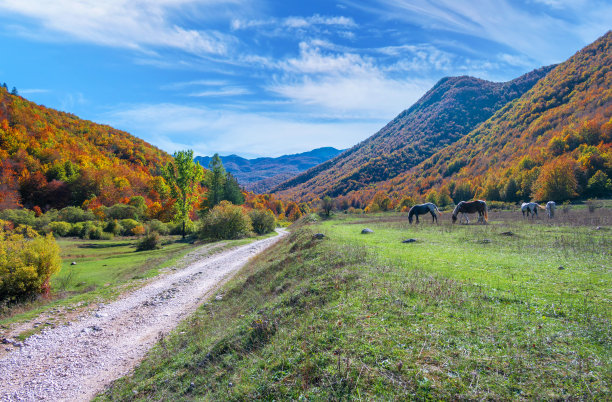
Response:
[546,201,556,219]
[521,202,543,219]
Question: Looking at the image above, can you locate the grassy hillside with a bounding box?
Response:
[0,87,172,211]
[272,66,554,202]
[99,209,610,400]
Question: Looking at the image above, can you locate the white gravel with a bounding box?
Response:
[0,231,286,401]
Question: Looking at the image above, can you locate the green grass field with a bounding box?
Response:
[98,208,610,400]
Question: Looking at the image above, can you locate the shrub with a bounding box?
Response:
[120,219,140,236]
[169,220,195,236]
[104,220,123,235]
[106,203,140,220]
[147,219,169,235]
[131,225,146,236]
[0,209,36,227]
[249,209,276,235]
[136,232,161,251]
[0,232,61,301]
[199,201,252,240]
[57,206,95,223]
[87,226,104,240]
[47,221,72,237]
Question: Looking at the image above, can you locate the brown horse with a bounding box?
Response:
[452,200,488,224]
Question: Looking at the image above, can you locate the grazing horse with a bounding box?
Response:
[408,203,441,224]
[546,201,556,219]
[451,200,488,224]
[521,202,544,219]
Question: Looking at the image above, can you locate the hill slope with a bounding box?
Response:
[373,30,612,203]
[272,66,555,201]
[195,147,343,193]
[0,87,172,210]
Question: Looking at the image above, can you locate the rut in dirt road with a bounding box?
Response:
[0,231,287,402]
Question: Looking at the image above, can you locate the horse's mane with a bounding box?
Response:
[451,202,462,217]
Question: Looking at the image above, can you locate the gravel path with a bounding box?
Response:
[0,231,286,401]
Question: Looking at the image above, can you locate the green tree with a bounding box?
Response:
[163,150,203,239]
[586,170,612,198]
[223,172,244,205]
[321,196,334,217]
[202,153,226,210]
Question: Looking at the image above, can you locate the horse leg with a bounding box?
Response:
[431,211,437,223]
[416,214,420,224]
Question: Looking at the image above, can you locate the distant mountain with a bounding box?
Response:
[195,147,343,193]
[0,87,172,211]
[272,65,555,202]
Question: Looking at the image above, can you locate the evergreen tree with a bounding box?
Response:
[202,153,226,210]
[10,87,18,96]
[223,172,244,205]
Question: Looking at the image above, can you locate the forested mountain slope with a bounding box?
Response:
[195,147,343,193]
[272,65,555,201]
[0,87,172,211]
[370,30,612,204]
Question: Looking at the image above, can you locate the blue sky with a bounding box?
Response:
[0,1,609,158]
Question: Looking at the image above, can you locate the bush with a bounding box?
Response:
[105,203,140,220]
[0,232,61,301]
[0,209,36,227]
[169,220,196,236]
[120,219,140,236]
[147,219,169,235]
[131,225,146,236]
[47,221,72,237]
[57,206,95,223]
[249,209,276,235]
[199,201,252,240]
[136,232,161,251]
[104,220,123,235]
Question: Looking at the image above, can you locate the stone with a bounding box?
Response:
[558,266,565,270]
[71,261,77,265]
[215,295,223,301]
[312,233,325,239]
[500,231,514,236]
[478,239,492,244]
[361,228,374,234]
[402,239,417,243]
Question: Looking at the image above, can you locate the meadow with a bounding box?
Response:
[0,235,250,333]
[100,205,611,400]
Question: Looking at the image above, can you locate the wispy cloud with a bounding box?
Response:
[0,0,241,56]
[345,0,611,64]
[188,87,251,97]
[18,88,50,94]
[231,14,357,31]
[104,103,385,157]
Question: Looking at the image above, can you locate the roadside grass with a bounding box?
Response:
[1,233,274,329]
[99,210,610,400]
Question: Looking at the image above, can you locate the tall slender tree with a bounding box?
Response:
[163,150,203,238]
[223,172,244,205]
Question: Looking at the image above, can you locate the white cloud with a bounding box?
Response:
[268,41,432,117]
[349,0,611,64]
[231,14,356,32]
[103,103,386,157]
[18,88,50,94]
[188,87,251,97]
[0,0,240,55]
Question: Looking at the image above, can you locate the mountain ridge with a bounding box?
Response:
[195,147,344,193]
[272,64,556,201]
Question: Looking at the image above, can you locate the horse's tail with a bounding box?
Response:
[538,204,546,210]
[483,202,488,222]
[434,205,442,215]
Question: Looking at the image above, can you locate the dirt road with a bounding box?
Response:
[0,231,286,401]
